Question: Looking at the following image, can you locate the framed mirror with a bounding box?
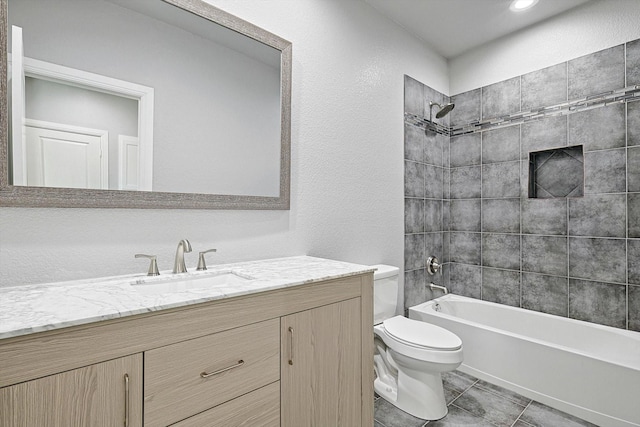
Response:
[0,0,292,209]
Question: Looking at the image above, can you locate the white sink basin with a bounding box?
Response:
[130,271,253,296]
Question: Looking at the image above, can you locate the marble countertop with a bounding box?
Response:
[0,256,375,340]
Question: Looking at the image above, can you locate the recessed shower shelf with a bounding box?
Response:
[404,85,640,137]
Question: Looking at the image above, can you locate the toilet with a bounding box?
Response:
[372,265,463,420]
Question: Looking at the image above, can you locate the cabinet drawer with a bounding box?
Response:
[173,381,280,427]
[144,318,280,427]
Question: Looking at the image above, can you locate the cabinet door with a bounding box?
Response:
[0,353,142,427]
[281,298,362,427]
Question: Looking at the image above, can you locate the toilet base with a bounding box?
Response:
[375,367,448,420]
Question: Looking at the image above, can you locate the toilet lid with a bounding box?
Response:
[383,316,462,351]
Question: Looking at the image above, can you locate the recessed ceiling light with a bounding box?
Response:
[510,0,539,12]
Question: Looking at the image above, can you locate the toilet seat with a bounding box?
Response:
[374,316,463,364]
[383,316,462,351]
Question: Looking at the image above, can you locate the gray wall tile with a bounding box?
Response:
[482,77,520,119]
[521,63,567,111]
[522,235,568,276]
[450,232,481,265]
[425,232,444,268]
[482,162,520,198]
[568,104,626,151]
[569,237,626,283]
[404,75,425,117]
[583,148,626,194]
[424,164,444,198]
[629,239,640,285]
[569,279,626,328]
[404,233,425,271]
[630,194,640,238]
[404,160,424,197]
[568,194,626,238]
[451,89,481,127]
[482,126,520,164]
[451,133,481,167]
[450,199,481,232]
[425,131,444,166]
[630,285,640,332]
[568,45,625,99]
[627,39,640,87]
[482,199,520,233]
[521,273,568,316]
[449,263,482,298]
[482,268,521,307]
[629,147,640,192]
[483,233,520,270]
[521,116,567,159]
[404,268,427,309]
[567,104,626,151]
[404,123,424,162]
[629,101,640,147]
[404,198,424,233]
[424,199,442,232]
[521,199,567,235]
[450,166,481,199]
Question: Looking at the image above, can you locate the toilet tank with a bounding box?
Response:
[371,264,399,325]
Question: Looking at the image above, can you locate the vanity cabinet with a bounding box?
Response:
[0,354,142,426]
[0,273,373,426]
[281,298,362,427]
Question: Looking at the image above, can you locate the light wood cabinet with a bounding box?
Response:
[281,298,362,427]
[0,273,373,426]
[144,319,280,427]
[0,354,142,427]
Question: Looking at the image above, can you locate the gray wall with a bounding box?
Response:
[405,40,640,331]
[10,0,281,196]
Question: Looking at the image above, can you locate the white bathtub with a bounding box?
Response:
[409,294,640,427]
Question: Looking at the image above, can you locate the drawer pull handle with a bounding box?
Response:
[288,326,294,365]
[200,360,245,378]
[124,373,130,427]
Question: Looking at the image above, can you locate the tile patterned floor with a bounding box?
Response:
[374,370,598,427]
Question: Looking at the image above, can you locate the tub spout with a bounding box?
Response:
[429,283,448,295]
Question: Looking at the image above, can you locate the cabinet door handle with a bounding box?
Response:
[124,373,130,427]
[200,360,245,378]
[288,326,294,365]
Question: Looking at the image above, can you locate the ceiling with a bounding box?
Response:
[363,0,593,59]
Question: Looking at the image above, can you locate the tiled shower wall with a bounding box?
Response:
[403,76,449,310]
[404,39,640,331]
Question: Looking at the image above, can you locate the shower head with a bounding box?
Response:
[429,101,455,121]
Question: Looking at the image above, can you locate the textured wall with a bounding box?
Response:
[444,41,640,331]
[449,0,640,95]
[0,0,448,290]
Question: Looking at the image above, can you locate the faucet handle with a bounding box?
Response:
[426,256,442,275]
[196,249,217,271]
[135,254,160,276]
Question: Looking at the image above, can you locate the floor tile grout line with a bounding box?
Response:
[511,401,534,427]
[473,381,532,408]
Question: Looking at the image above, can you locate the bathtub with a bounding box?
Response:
[409,294,640,427]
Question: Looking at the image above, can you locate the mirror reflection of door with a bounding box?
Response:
[9,25,153,191]
[25,121,109,189]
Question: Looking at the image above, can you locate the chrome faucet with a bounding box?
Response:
[173,239,192,274]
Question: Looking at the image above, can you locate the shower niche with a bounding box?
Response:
[528,145,584,198]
